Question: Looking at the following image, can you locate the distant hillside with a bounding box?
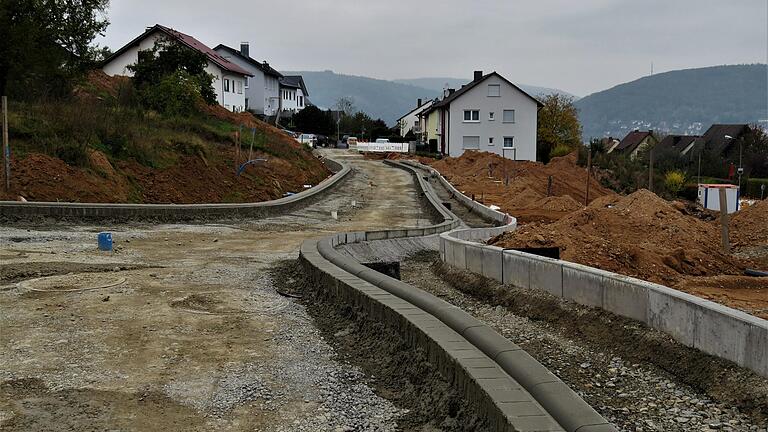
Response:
[283,70,438,124]
[576,64,768,140]
[284,70,575,125]
[394,77,578,100]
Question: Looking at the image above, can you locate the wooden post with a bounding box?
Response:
[719,187,730,253]
[2,96,9,192]
[585,146,592,206]
[648,147,654,192]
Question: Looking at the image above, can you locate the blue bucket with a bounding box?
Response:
[98,232,113,252]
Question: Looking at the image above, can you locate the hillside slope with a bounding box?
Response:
[576,64,768,139]
[283,70,439,124]
[0,72,330,204]
[394,77,577,100]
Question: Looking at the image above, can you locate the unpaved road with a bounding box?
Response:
[0,151,432,431]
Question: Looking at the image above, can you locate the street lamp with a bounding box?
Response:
[725,135,744,192]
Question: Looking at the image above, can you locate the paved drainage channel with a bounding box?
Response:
[398,250,768,432]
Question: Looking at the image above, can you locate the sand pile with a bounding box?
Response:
[490,189,752,285]
[429,151,613,222]
[731,199,768,247]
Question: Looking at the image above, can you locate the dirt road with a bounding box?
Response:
[0,151,431,431]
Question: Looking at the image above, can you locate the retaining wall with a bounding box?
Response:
[431,165,768,379]
[0,158,349,222]
[300,160,614,432]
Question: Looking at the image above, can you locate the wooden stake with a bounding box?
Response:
[719,187,730,253]
[2,96,9,192]
[547,175,553,197]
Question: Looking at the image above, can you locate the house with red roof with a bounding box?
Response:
[102,24,253,113]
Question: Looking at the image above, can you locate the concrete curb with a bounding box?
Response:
[0,157,350,222]
[300,160,614,432]
[432,165,768,379]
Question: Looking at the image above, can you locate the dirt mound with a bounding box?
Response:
[731,199,768,247]
[490,189,752,285]
[429,151,613,222]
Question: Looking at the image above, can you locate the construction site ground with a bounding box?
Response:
[0,151,442,431]
[427,151,768,320]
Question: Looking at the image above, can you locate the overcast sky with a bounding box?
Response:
[97,0,768,96]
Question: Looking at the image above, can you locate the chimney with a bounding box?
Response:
[417,98,422,107]
[263,61,269,68]
[240,42,250,57]
[474,70,483,81]
[448,88,455,95]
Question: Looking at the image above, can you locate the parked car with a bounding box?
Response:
[315,135,330,147]
[347,137,358,146]
[297,134,317,147]
[375,138,390,144]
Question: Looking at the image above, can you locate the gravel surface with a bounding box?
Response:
[0,152,428,431]
[401,251,768,432]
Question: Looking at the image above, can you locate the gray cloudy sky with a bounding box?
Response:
[97,0,768,96]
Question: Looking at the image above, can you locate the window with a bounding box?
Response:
[503,110,515,123]
[489,137,494,145]
[488,84,501,97]
[236,80,243,94]
[462,136,480,149]
[504,137,514,148]
[489,112,495,121]
[224,79,230,92]
[245,77,249,89]
[463,110,480,122]
[299,96,304,106]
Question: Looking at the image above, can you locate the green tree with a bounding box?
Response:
[293,106,335,135]
[0,0,110,98]
[537,94,582,163]
[128,38,216,114]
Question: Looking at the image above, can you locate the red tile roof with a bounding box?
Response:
[155,25,252,76]
[103,24,252,77]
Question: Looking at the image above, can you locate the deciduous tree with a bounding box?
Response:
[537,94,582,163]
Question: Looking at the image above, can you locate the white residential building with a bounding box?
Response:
[102,24,252,112]
[396,99,434,137]
[279,76,309,114]
[422,71,542,161]
[213,43,282,116]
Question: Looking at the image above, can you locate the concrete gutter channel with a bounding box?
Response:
[0,157,349,222]
[300,159,615,432]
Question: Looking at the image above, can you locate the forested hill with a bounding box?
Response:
[575,64,768,139]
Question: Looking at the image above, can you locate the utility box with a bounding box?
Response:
[698,184,740,213]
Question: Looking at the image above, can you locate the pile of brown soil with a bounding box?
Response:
[489,189,752,286]
[731,199,768,247]
[429,151,613,223]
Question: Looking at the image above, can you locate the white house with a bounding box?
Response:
[422,71,542,161]
[102,24,253,112]
[213,43,282,116]
[396,99,434,137]
[279,76,309,114]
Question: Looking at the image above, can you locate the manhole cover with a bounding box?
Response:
[20,273,126,293]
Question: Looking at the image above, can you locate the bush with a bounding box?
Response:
[664,170,686,197]
[550,144,574,159]
[138,71,208,116]
[745,178,768,198]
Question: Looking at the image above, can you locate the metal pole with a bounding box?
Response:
[249,128,256,161]
[2,96,8,192]
[738,141,743,192]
